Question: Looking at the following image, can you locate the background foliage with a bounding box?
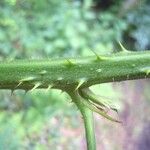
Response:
[0,0,150,149]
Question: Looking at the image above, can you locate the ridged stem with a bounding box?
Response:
[68,90,96,150]
[0,51,149,91]
[0,50,150,150]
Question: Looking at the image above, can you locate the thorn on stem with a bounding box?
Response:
[75,78,86,90]
[65,59,75,67]
[118,41,129,53]
[90,50,108,61]
[20,76,36,82]
[30,82,42,92]
[46,84,53,91]
[145,69,150,76]
[140,67,150,76]
[15,82,23,88]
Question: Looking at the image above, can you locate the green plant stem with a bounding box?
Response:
[82,109,95,150]
[0,51,149,91]
[0,50,150,150]
[68,90,96,150]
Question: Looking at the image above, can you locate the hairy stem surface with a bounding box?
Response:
[0,51,150,91]
[0,50,150,150]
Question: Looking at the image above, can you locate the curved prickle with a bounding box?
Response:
[78,88,120,123]
[79,88,118,113]
[0,50,149,150]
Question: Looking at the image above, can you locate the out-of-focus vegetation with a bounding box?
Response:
[0,0,150,149]
[0,0,128,59]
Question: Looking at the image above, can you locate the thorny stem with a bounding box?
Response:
[0,51,150,91]
[0,50,150,150]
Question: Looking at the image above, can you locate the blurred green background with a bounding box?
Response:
[0,0,150,149]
